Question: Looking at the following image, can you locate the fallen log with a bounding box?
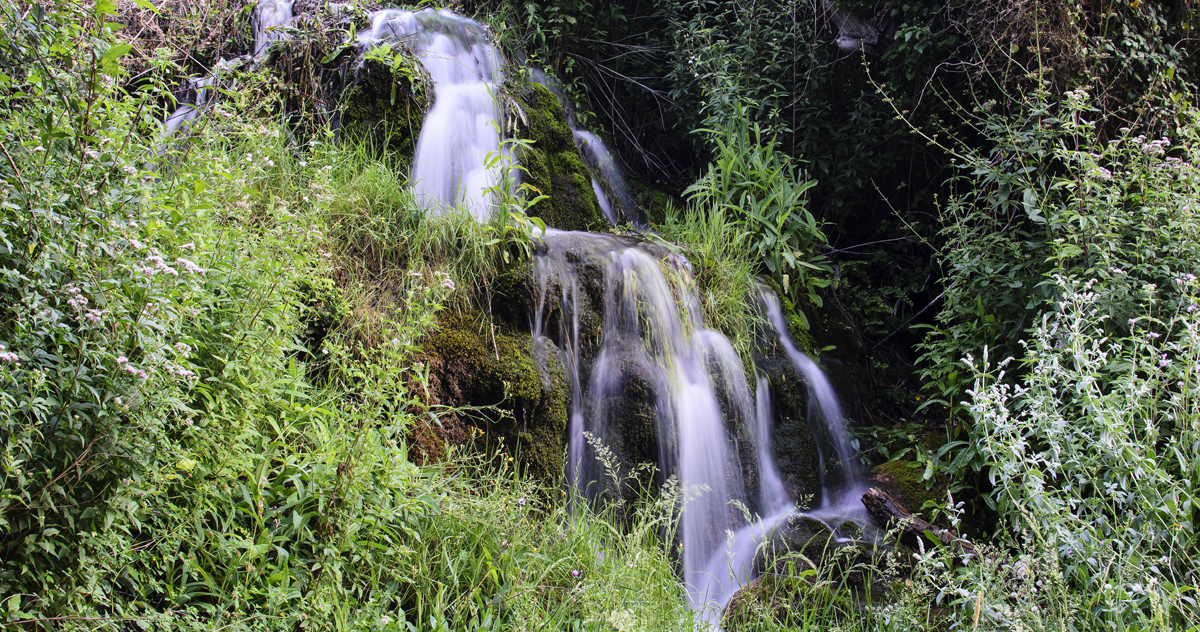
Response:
[861,487,977,559]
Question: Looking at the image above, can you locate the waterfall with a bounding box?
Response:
[532,230,835,627]
[574,130,640,226]
[527,69,641,226]
[359,9,506,220]
[754,376,790,515]
[759,292,870,528]
[253,0,295,57]
[175,6,868,624]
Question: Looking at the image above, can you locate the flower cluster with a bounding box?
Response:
[65,286,88,311]
[164,361,197,380]
[176,258,206,275]
[144,251,178,277]
[0,344,17,364]
[116,356,148,380]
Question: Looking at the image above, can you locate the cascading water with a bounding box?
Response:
[186,6,868,624]
[359,9,506,219]
[253,0,295,57]
[574,130,639,225]
[532,230,839,627]
[527,69,640,226]
[754,376,790,515]
[759,291,870,528]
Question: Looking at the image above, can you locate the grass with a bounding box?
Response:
[655,201,764,358]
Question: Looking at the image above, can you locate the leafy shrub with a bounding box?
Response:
[904,85,1200,628]
[685,106,829,329]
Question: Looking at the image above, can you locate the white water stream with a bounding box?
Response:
[532,231,868,627]
[165,0,293,135]
[359,9,506,219]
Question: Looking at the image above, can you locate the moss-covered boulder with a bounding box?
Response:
[512,83,606,231]
[340,56,431,169]
[422,308,570,482]
[869,460,946,520]
[633,179,681,227]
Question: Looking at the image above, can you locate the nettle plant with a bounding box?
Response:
[0,0,321,606]
[918,90,1200,627]
[917,84,1200,481]
[962,274,1199,629]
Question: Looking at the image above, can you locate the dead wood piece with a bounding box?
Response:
[862,487,977,558]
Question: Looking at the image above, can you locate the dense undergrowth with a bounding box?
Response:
[2,0,1200,631]
[0,3,685,630]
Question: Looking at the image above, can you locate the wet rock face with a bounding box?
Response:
[755,345,824,506]
[513,83,606,232]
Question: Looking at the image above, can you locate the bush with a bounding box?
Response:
[909,85,1200,629]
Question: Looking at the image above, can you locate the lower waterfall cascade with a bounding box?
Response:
[530,230,871,626]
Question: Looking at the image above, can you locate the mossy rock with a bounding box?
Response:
[512,83,605,232]
[340,57,430,169]
[869,460,946,519]
[423,309,570,481]
[723,555,857,630]
[633,179,681,227]
[486,267,535,329]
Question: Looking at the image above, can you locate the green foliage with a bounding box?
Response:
[919,85,1200,457]
[685,107,829,328]
[0,5,704,630]
[656,202,761,357]
[318,134,537,314]
[961,276,1200,630]
[0,0,297,599]
[900,83,1200,629]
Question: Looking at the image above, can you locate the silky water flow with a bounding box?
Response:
[531,232,870,627]
[175,6,873,625]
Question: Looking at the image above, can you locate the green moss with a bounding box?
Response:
[513,83,605,231]
[632,180,679,226]
[424,310,570,481]
[340,58,430,168]
[871,460,946,518]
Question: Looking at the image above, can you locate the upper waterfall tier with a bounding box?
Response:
[360,9,506,220]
